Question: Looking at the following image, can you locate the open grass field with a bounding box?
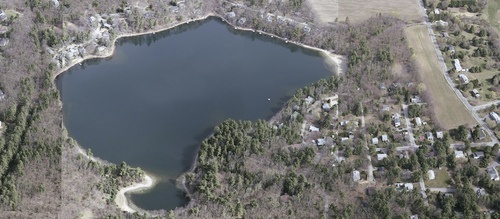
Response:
[425,169,450,188]
[404,25,477,129]
[307,0,422,24]
[484,0,500,33]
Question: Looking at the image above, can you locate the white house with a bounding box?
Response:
[490,112,500,124]
[455,150,465,159]
[395,183,414,191]
[393,113,401,127]
[415,117,422,126]
[426,132,434,141]
[472,151,485,159]
[410,214,419,219]
[372,137,379,145]
[0,38,8,47]
[458,74,469,85]
[448,45,455,53]
[309,125,319,132]
[487,167,500,181]
[428,170,435,180]
[381,134,389,142]
[454,59,463,72]
[315,138,326,146]
[322,103,331,111]
[352,170,361,182]
[472,89,480,98]
[410,96,422,103]
[434,8,440,15]
[305,96,314,105]
[436,131,444,139]
[377,153,388,161]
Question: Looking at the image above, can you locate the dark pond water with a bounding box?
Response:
[56,17,333,210]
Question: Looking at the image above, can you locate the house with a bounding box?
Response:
[480,129,486,140]
[322,103,331,111]
[410,214,419,219]
[238,17,247,25]
[490,112,500,124]
[472,151,485,159]
[0,26,7,34]
[435,20,449,26]
[0,90,5,100]
[51,0,60,8]
[349,132,355,139]
[316,138,326,146]
[428,170,435,180]
[226,12,236,19]
[486,167,500,181]
[436,131,444,139]
[303,26,311,33]
[340,120,349,126]
[341,137,349,142]
[454,59,463,72]
[309,125,319,132]
[476,188,486,196]
[434,8,440,15]
[305,96,314,105]
[410,96,422,103]
[290,111,300,120]
[395,183,414,191]
[372,137,379,145]
[380,82,386,90]
[0,38,8,47]
[455,150,465,159]
[0,10,6,21]
[448,45,455,53]
[377,153,388,161]
[404,183,414,190]
[266,14,274,22]
[458,74,469,84]
[472,89,480,98]
[381,134,389,142]
[381,105,390,111]
[415,117,422,126]
[426,132,434,141]
[352,170,361,182]
[393,113,401,127]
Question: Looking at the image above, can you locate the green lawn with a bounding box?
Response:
[425,169,450,188]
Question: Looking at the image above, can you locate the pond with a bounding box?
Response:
[56,17,333,210]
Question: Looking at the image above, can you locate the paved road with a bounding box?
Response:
[429,187,456,193]
[450,142,498,148]
[361,102,375,182]
[419,179,429,205]
[402,104,418,149]
[417,0,499,145]
[473,100,500,111]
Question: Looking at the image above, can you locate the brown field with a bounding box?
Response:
[307,0,422,24]
[404,25,477,129]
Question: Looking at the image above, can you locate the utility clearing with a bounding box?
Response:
[404,25,476,129]
[307,0,422,23]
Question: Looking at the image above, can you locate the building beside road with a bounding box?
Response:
[458,74,468,84]
[454,59,463,72]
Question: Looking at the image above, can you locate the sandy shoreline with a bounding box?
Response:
[55,12,346,214]
[114,174,156,213]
